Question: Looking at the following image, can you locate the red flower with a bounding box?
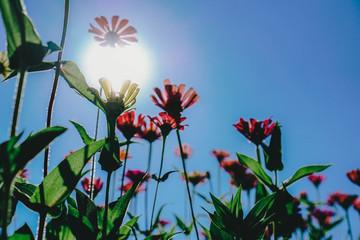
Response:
[120,182,145,195]
[233,118,275,146]
[81,177,103,198]
[89,16,138,48]
[158,219,170,227]
[137,120,161,143]
[221,160,247,176]
[221,160,256,190]
[327,192,358,210]
[353,198,360,214]
[174,144,193,160]
[125,170,150,183]
[149,112,182,138]
[211,149,230,164]
[19,169,29,180]
[308,174,325,188]
[347,169,360,187]
[310,208,334,228]
[151,79,199,126]
[119,149,131,161]
[116,111,145,141]
[182,171,207,186]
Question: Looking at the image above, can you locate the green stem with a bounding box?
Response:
[145,142,152,229]
[37,212,46,240]
[10,69,26,137]
[43,0,69,177]
[1,184,10,240]
[345,209,354,240]
[256,145,261,165]
[102,171,112,239]
[150,137,166,230]
[274,170,278,187]
[90,88,102,200]
[176,129,200,240]
[120,141,130,197]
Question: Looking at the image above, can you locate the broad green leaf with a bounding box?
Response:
[29,139,106,208]
[75,189,98,230]
[46,212,76,240]
[118,216,139,239]
[151,204,167,232]
[4,61,58,81]
[236,153,276,191]
[230,187,243,219]
[255,182,269,203]
[283,165,331,187]
[243,192,276,227]
[209,222,234,240]
[68,204,96,239]
[107,176,143,238]
[59,60,106,112]
[0,0,47,69]
[11,126,67,179]
[8,224,34,240]
[70,121,94,145]
[175,215,193,235]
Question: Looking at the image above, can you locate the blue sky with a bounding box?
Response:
[1,0,360,238]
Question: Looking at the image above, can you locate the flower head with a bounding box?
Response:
[182,171,207,187]
[120,149,131,161]
[125,169,150,183]
[221,160,256,190]
[19,169,29,180]
[327,192,358,210]
[120,182,145,196]
[233,118,275,145]
[81,177,103,198]
[137,120,161,143]
[353,198,360,214]
[347,169,360,187]
[151,79,199,126]
[117,111,144,140]
[174,144,193,160]
[89,16,138,48]
[0,51,11,79]
[149,112,182,138]
[211,149,230,164]
[308,174,325,188]
[158,219,170,227]
[91,78,140,120]
[310,208,334,228]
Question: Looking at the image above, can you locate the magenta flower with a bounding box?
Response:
[137,120,161,143]
[174,143,193,160]
[308,174,325,188]
[81,177,103,198]
[347,169,360,187]
[116,111,145,141]
[233,118,275,145]
[211,149,230,164]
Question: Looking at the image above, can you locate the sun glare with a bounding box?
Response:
[82,42,153,90]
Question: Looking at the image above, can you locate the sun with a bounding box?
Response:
[82,41,153,90]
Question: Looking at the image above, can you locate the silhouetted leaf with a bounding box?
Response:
[8,224,34,240]
[75,189,98,230]
[70,121,94,145]
[118,216,139,239]
[283,165,331,187]
[151,170,177,182]
[262,121,283,171]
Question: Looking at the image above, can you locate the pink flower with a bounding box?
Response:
[174,144,193,160]
[327,192,358,210]
[149,112,181,138]
[137,120,161,143]
[125,170,150,183]
[89,16,137,48]
[308,174,325,188]
[120,182,145,196]
[116,111,145,141]
[183,171,207,187]
[233,118,275,145]
[347,169,360,187]
[211,149,230,164]
[158,219,170,227]
[81,177,103,198]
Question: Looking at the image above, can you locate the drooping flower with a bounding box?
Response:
[174,143,193,160]
[137,120,161,143]
[310,208,335,228]
[149,112,182,138]
[125,169,150,183]
[151,79,199,126]
[158,219,170,227]
[211,149,230,164]
[0,51,11,79]
[181,171,207,187]
[221,160,256,190]
[221,160,247,176]
[233,118,275,146]
[327,192,358,210]
[90,78,140,119]
[308,174,325,188]
[89,16,138,48]
[347,169,360,187]
[81,177,103,198]
[116,111,145,141]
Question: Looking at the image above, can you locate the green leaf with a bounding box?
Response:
[118,216,139,239]
[46,213,76,240]
[151,170,177,182]
[0,0,48,69]
[98,139,121,173]
[236,153,276,191]
[262,121,283,171]
[70,121,94,145]
[175,215,193,235]
[255,182,269,203]
[151,204,167,232]
[59,60,106,112]
[3,61,57,81]
[209,222,234,240]
[8,224,34,240]
[283,165,331,187]
[106,175,144,239]
[75,189,98,230]
[68,204,96,239]
[10,126,67,179]
[230,187,243,219]
[29,139,106,208]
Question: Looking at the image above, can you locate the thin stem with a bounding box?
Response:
[120,141,130,197]
[145,142,153,229]
[176,129,200,240]
[102,172,112,239]
[247,190,251,213]
[37,212,46,240]
[90,88,102,200]
[345,209,354,240]
[1,184,10,240]
[150,137,166,230]
[10,69,26,137]
[274,170,278,187]
[256,145,261,165]
[43,0,70,177]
